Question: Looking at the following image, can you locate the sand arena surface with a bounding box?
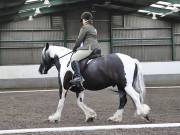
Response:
[0,87,180,134]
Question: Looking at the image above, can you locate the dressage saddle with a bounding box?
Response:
[79,48,101,72]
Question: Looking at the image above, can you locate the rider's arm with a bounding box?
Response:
[73,26,87,51]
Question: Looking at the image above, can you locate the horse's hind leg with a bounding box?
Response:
[125,85,150,118]
[108,86,127,122]
[76,91,97,122]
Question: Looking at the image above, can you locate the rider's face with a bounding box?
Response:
[82,19,88,25]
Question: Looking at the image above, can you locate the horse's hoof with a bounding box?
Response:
[48,115,60,123]
[108,117,122,123]
[141,115,152,122]
[86,117,94,123]
[55,120,59,123]
[144,115,153,122]
[48,119,60,123]
[144,115,150,121]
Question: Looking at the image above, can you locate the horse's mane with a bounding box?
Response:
[47,45,72,58]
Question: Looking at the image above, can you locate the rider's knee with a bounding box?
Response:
[71,60,78,69]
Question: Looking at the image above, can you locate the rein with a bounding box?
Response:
[58,51,73,59]
[57,51,74,67]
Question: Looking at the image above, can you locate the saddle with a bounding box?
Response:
[79,48,101,72]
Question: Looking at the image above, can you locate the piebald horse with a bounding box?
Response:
[39,43,150,123]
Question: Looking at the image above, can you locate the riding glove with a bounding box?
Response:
[72,46,77,52]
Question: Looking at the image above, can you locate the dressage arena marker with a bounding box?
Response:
[0,85,180,94]
[0,123,180,134]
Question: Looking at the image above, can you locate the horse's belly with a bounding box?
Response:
[83,80,113,90]
[82,73,116,90]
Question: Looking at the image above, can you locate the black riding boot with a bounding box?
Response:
[70,61,82,85]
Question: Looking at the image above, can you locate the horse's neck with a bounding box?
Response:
[49,46,71,58]
[49,46,72,67]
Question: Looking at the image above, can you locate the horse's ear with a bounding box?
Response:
[45,43,49,51]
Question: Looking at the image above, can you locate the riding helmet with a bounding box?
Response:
[80,12,93,22]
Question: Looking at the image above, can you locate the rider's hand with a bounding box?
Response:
[73,47,77,52]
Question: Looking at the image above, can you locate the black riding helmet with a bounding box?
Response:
[80,12,93,22]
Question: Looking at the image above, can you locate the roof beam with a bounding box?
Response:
[144,7,172,13]
[94,3,136,13]
[141,2,180,17]
[162,0,180,4]
[15,2,88,20]
[110,0,159,9]
[20,0,86,12]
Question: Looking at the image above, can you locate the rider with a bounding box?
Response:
[70,11,100,85]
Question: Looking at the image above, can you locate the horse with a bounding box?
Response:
[39,43,150,123]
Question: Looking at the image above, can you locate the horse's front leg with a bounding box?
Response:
[76,91,97,122]
[48,71,67,123]
[48,88,67,123]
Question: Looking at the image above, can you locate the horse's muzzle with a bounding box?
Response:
[39,68,48,74]
[38,65,48,74]
[38,69,43,74]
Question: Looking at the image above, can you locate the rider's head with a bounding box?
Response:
[80,12,93,25]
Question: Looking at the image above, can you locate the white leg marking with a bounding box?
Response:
[48,90,66,123]
[125,85,150,116]
[108,109,124,122]
[77,91,97,122]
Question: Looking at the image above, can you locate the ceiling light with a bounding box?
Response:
[157,1,171,6]
[25,0,39,4]
[104,1,111,5]
[34,7,41,16]
[150,4,165,8]
[172,7,179,12]
[28,16,33,21]
[166,6,179,12]
[174,4,180,8]
[43,0,50,5]
[152,13,157,20]
[138,9,150,14]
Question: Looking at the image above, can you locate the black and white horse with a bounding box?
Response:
[39,43,150,123]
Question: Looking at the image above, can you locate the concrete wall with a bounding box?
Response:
[0,61,180,89]
[0,65,58,89]
[141,61,180,86]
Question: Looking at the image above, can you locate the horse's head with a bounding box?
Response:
[39,43,58,74]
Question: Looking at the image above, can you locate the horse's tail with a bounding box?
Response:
[133,59,146,104]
